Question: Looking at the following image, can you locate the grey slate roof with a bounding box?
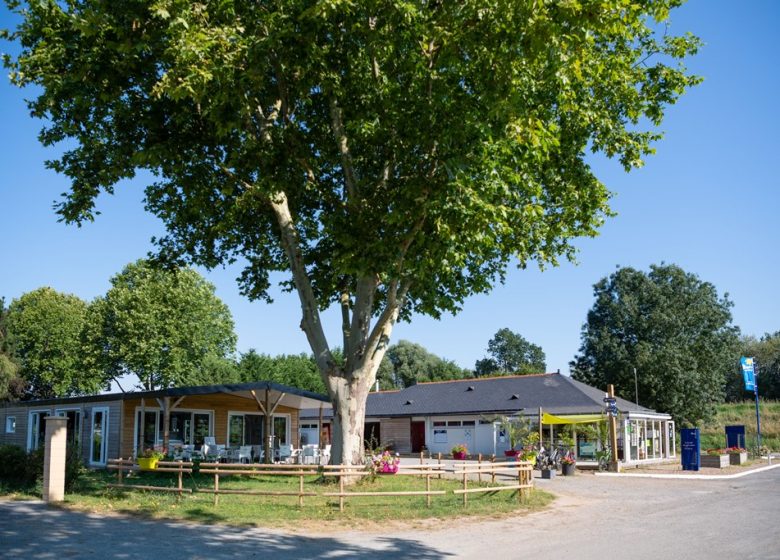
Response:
[0,381,330,409]
[301,373,662,420]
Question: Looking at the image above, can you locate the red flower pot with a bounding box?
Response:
[453,451,467,460]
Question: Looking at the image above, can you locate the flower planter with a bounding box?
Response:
[137,457,159,471]
[380,464,399,474]
[729,451,748,466]
[452,451,467,460]
[701,454,729,468]
[504,450,519,461]
[561,463,576,476]
[541,468,555,479]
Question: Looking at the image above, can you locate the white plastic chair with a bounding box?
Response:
[278,444,293,463]
[238,446,252,464]
[302,445,319,465]
[319,444,331,465]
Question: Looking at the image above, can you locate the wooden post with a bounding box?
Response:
[139,398,146,453]
[538,407,543,449]
[298,473,304,507]
[265,390,272,464]
[607,384,621,473]
[477,454,483,483]
[419,451,424,464]
[462,471,468,507]
[339,474,345,512]
[162,396,171,454]
[426,473,431,508]
[517,464,523,503]
[437,452,442,479]
[118,461,123,485]
[318,405,324,451]
[177,464,183,500]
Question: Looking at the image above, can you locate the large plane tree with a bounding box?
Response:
[4,0,700,465]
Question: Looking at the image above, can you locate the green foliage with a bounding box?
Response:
[4,0,699,317]
[0,444,83,492]
[384,340,468,388]
[571,264,740,427]
[238,350,326,394]
[6,288,96,399]
[81,260,237,391]
[475,328,546,376]
[4,0,700,460]
[726,333,780,401]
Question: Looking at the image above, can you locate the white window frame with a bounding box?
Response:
[90,407,110,467]
[27,409,51,451]
[226,411,290,447]
[132,407,213,456]
[55,407,82,445]
[5,416,16,434]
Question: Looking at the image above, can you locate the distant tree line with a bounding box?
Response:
[6,260,775,431]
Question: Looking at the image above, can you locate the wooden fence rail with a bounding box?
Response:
[107,458,194,497]
[103,459,533,511]
[323,464,447,512]
[198,462,324,506]
[453,461,534,506]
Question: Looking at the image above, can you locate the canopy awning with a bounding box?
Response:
[542,412,605,425]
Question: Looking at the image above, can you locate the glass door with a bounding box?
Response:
[90,407,109,466]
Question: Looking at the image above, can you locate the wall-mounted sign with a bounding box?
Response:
[433,429,448,443]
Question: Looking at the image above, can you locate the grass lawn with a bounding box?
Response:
[2,468,554,530]
[700,401,780,452]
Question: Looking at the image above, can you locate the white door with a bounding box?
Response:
[90,407,109,466]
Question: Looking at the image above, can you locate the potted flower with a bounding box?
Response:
[137,447,165,470]
[451,443,468,460]
[560,454,576,476]
[726,446,748,466]
[373,450,401,474]
[701,448,729,468]
[499,416,534,459]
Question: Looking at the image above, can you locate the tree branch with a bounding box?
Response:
[268,191,336,375]
[329,97,358,200]
[347,275,379,371]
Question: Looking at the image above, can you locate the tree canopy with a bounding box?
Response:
[5,288,95,399]
[475,328,546,376]
[238,349,326,394]
[0,297,24,400]
[571,264,739,427]
[384,340,468,388]
[726,333,780,402]
[82,260,237,391]
[4,0,700,463]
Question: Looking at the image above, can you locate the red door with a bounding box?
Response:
[411,421,426,453]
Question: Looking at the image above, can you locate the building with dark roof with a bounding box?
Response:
[0,381,330,467]
[300,373,676,466]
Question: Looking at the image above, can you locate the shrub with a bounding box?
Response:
[0,444,83,492]
[0,444,35,488]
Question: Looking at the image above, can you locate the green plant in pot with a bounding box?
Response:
[137,447,165,470]
[451,443,468,460]
[498,416,534,458]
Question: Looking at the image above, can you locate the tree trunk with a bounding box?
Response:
[328,366,376,467]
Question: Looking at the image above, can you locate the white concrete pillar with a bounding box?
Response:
[43,416,68,503]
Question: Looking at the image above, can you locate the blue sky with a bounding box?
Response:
[1,0,778,375]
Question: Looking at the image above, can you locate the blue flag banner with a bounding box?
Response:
[740,356,756,392]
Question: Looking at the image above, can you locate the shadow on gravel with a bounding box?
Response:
[1,500,452,559]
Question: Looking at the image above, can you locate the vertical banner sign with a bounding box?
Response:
[740,357,756,391]
[681,428,700,471]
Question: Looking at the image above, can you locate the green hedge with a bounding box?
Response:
[0,444,84,492]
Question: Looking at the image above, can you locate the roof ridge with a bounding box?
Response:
[413,372,559,386]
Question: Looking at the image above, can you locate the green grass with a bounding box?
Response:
[700,400,780,452]
[2,469,553,529]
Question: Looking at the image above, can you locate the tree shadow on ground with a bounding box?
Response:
[1,500,454,559]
